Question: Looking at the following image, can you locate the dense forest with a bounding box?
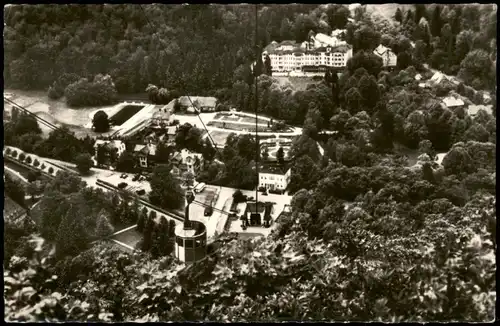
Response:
[4,4,320,94]
[4,4,496,118]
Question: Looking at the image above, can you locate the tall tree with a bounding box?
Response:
[92,110,110,133]
[277,147,285,166]
[149,165,184,210]
[75,153,93,175]
[430,5,443,37]
[414,4,428,24]
[394,8,403,24]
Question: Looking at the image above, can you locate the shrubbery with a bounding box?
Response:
[19,153,26,161]
[25,156,32,164]
[64,74,118,107]
[6,148,12,155]
[48,167,54,174]
[11,150,18,158]
[33,159,40,167]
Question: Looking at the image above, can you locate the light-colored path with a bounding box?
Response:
[4,165,30,183]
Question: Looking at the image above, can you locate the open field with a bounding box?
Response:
[207,130,233,147]
[208,121,273,133]
[5,89,117,138]
[239,116,270,124]
[213,112,270,125]
[219,115,241,122]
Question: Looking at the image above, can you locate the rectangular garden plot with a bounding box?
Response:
[109,104,146,126]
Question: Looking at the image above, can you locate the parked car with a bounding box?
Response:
[132,174,140,181]
[120,173,128,179]
[247,196,254,201]
[204,206,213,216]
[135,189,146,196]
[268,189,283,195]
[118,182,128,189]
[139,176,146,181]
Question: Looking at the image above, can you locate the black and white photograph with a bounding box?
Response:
[3,3,496,322]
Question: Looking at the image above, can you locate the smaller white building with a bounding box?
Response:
[171,149,204,175]
[331,29,346,38]
[312,33,347,48]
[373,44,397,67]
[442,96,465,109]
[94,140,126,158]
[259,165,291,191]
[134,143,157,168]
[467,104,493,117]
[178,96,217,113]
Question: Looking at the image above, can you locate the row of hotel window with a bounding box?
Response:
[261,175,286,181]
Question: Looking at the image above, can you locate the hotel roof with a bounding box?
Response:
[259,164,290,175]
[265,40,351,55]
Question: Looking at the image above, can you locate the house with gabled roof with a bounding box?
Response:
[442,96,465,110]
[170,149,204,176]
[259,164,291,192]
[151,105,175,127]
[468,104,493,117]
[133,142,157,169]
[178,96,217,113]
[94,139,126,167]
[373,44,397,67]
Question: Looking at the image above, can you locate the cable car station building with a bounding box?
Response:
[174,190,207,263]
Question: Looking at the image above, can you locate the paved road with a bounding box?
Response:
[9,148,293,241]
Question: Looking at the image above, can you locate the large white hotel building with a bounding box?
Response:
[259,32,353,74]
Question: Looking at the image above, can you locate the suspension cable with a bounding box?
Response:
[254,3,259,211]
[137,4,234,218]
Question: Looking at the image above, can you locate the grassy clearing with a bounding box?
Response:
[365,4,414,21]
[239,116,270,124]
[5,89,117,138]
[219,115,241,122]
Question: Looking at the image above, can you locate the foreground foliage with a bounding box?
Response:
[4,193,495,322]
